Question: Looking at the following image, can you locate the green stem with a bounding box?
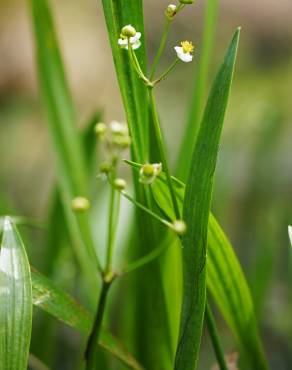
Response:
[153,59,179,85]
[121,233,173,274]
[84,280,112,368]
[128,44,149,84]
[205,303,228,370]
[149,3,186,80]
[150,18,171,80]
[148,87,181,219]
[121,190,172,229]
[105,174,120,274]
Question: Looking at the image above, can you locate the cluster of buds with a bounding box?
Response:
[95,120,131,152]
[139,163,162,185]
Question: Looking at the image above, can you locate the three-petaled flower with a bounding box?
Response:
[118,25,141,50]
[174,41,195,62]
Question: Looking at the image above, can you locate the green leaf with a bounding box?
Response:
[0,217,32,370]
[131,170,267,369]
[102,3,173,368]
[101,0,149,163]
[29,0,101,286]
[176,0,219,180]
[31,268,144,370]
[174,29,241,370]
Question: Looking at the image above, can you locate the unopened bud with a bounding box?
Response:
[99,162,112,174]
[94,122,107,137]
[121,25,136,38]
[166,4,177,18]
[112,135,131,149]
[114,178,127,191]
[71,197,90,213]
[172,220,187,236]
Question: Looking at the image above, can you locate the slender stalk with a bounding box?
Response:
[84,280,112,369]
[128,44,149,84]
[150,19,171,80]
[121,190,172,229]
[105,183,118,274]
[148,87,181,219]
[153,59,179,85]
[121,234,173,274]
[205,303,228,370]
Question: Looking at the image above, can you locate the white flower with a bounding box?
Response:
[109,121,128,136]
[174,41,195,63]
[118,32,142,50]
[288,225,292,247]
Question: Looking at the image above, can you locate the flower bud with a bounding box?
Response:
[114,178,127,191]
[121,25,136,38]
[139,163,162,185]
[99,162,112,174]
[172,220,187,236]
[71,197,90,213]
[94,122,107,137]
[112,135,131,149]
[166,4,177,18]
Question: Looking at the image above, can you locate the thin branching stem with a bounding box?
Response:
[153,59,179,84]
[205,302,228,370]
[149,3,185,80]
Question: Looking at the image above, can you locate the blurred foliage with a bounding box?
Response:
[0,0,291,369]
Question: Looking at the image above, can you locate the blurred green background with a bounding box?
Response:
[0,0,291,369]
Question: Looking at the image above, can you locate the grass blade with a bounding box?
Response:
[31,268,144,370]
[176,0,219,181]
[130,169,268,369]
[174,29,240,370]
[0,217,32,370]
[102,2,173,367]
[102,0,149,163]
[29,0,101,286]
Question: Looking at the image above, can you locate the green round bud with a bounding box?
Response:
[141,163,155,177]
[99,162,112,174]
[94,122,107,137]
[172,220,187,236]
[121,25,136,38]
[114,178,127,191]
[112,135,131,149]
[179,0,194,4]
[71,197,90,213]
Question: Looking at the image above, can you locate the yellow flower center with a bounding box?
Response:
[181,41,194,54]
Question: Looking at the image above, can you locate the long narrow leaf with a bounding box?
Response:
[29,0,100,288]
[0,217,32,370]
[176,0,219,180]
[31,268,143,370]
[101,0,148,163]
[125,158,268,369]
[174,29,241,370]
[102,2,173,368]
